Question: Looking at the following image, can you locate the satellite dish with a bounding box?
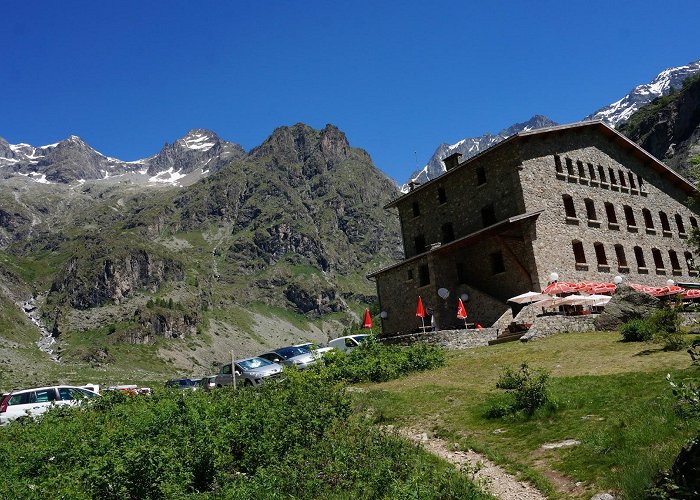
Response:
[437,288,449,299]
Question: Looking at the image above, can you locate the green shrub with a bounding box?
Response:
[0,371,485,498]
[486,363,556,417]
[620,319,654,342]
[650,307,685,351]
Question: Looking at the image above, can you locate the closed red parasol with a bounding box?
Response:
[416,296,425,318]
[457,298,468,320]
[362,308,372,329]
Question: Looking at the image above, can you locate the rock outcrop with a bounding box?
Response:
[593,285,659,331]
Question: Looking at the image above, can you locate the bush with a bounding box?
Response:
[317,337,445,383]
[620,319,654,342]
[486,363,555,418]
[0,371,486,498]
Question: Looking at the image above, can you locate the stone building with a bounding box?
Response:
[369,122,700,334]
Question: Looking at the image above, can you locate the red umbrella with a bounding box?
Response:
[362,308,372,329]
[588,282,617,295]
[654,285,686,297]
[682,289,700,300]
[416,296,426,332]
[457,298,468,320]
[542,281,577,295]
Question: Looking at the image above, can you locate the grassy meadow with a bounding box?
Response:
[352,331,700,499]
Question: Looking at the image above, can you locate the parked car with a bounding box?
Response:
[294,342,334,358]
[259,345,318,369]
[0,385,99,425]
[327,334,369,353]
[165,378,199,391]
[215,357,283,387]
[198,375,217,391]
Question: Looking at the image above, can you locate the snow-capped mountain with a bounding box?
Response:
[0,130,245,185]
[584,60,700,127]
[404,115,557,190]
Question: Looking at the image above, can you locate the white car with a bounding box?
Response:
[294,342,334,358]
[327,334,369,353]
[0,385,99,425]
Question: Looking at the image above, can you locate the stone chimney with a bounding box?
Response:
[408,180,421,191]
[442,152,462,171]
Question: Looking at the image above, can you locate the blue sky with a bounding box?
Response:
[1,1,698,182]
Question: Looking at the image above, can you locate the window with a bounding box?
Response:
[623,205,636,227]
[34,389,57,403]
[456,262,467,284]
[565,158,575,176]
[437,187,447,204]
[418,264,430,286]
[563,195,576,218]
[660,211,671,232]
[642,208,654,229]
[628,172,636,189]
[637,175,644,191]
[481,204,496,227]
[690,217,698,229]
[414,235,427,254]
[598,165,607,182]
[615,244,628,268]
[669,250,681,271]
[588,163,596,179]
[572,240,586,264]
[554,155,563,173]
[221,364,232,375]
[476,166,487,185]
[652,248,664,270]
[618,169,627,187]
[584,198,597,220]
[577,160,586,177]
[675,214,686,234]
[441,222,455,243]
[605,202,618,224]
[490,251,505,274]
[634,246,646,268]
[412,202,420,217]
[608,167,617,185]
[407,269,414,281]
[685,252,696,273]
[594,242,608,266]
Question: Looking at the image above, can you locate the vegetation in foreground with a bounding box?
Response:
[0,342,478,499]
[353,332,700,499]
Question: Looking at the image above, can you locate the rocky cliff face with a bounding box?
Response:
[618,74,700,180]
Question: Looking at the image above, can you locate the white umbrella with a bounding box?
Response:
[582,294,612,306]
[508,291,549,304]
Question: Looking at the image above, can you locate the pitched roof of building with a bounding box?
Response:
[385,121,698,209]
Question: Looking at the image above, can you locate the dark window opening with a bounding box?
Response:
[490,251,505,274]
[418,264,430,286]
[594,242,608,266]
[584,198,597,220]
[414,235,426,254]
[628,172,636,189]
[554,155,563,173]
[412,202,420,217]
[572,240,586,264]
[605,202,618,224]
[637,175,644,190]
[456,262,467,284]
[623,205,636,227]
[565,158,575,176]
[669,250,681,270]
[642,208,654,229]
[660,211,671,232]
[588,163,596,179]
[481,204,497,227]
[407,269,414,281]
[577,160,586,177]
[652,248,664,270]
[615,244,628,267]
[675,214,686,234]
[618,169,627,187]
[437,187,447,204]
[690,217,698,229]
[634,246,646,268]
[441,222,455,243]
[685,252,695,273]
[598,165,606,182]
[563,195,576,218]
[476,166,487,185]
[608,167,617,184]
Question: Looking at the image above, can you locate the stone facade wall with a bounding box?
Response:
[519,128,700,289]
[520,314,598,341]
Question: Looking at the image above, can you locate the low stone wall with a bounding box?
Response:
[381,328,498,349]
[520,314,598,342]
[680,312,700,327]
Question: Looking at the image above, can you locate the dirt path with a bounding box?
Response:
[400,429,547,500]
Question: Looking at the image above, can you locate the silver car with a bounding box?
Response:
[259,345,318,370]
[215,357,283,388]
